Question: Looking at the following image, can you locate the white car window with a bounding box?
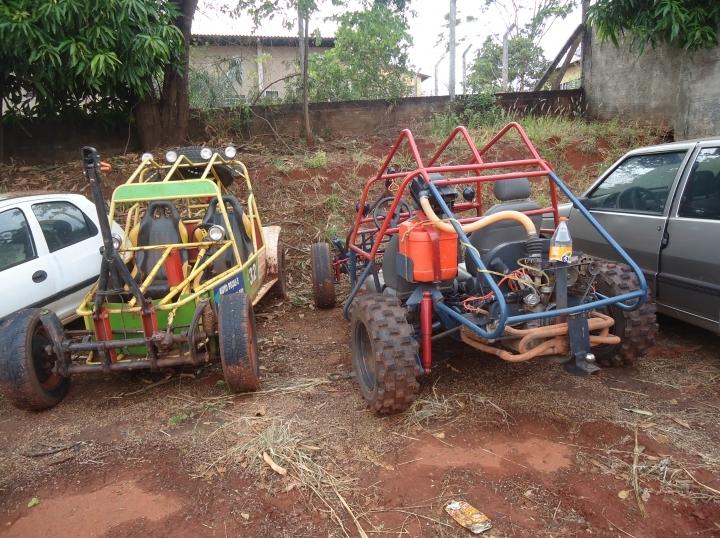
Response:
[586,151,686,214]
[31,201,98,253]
[678,147,720,221]
[0,208,36,272]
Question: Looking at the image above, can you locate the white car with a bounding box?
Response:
[0,192,123,323]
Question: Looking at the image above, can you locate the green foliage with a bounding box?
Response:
[589,0,720,51]
[468,1,575,93]
[0,0,184,118]
[304,150,328,168]
[189,57,244,109]
[297,5,414,102]
[467,35,548,92]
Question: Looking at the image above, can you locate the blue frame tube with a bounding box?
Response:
[425,172,647,339]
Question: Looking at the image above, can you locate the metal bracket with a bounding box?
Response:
[564,315,600,376]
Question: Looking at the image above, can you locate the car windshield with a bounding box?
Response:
[585,151,686,214]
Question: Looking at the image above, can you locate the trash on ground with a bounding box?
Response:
[445,500,492,534]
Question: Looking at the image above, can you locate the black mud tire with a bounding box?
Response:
[0,309,70,411]
[310,242,336,309]
[218,293,260,392]
[350,295,419,414]
[594,262,658,367]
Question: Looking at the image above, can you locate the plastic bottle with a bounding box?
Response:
[549,217,572,263]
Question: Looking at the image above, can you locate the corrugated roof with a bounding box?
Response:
[191,34,336,48]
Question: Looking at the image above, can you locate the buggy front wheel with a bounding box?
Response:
[0,309,70,411]
[350,295,418,414]
[218,293,260,392]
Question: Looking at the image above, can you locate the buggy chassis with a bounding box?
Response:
[0,145,283,410]
[334,122,648,377]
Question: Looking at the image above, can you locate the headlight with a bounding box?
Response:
[208,225,225,242]
[224,146,237,159]
[200,147,213,160]
[141,152,153,162]
[165,150,178,163]
[111,233,122,250]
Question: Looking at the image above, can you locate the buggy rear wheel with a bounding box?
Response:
[310,242,336,309]
[594,262,658,367]
[350,295,418,414]
[218,293,260,392]
[0,309,70,411]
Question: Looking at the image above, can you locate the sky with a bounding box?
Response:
[192,0,583,95]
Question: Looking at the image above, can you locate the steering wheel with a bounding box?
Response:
[0,230,12,243]
[371,197,412,230]
[617,187,661,211]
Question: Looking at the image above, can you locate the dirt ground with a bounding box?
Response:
[1,127,719,536]
[1,303,719,537]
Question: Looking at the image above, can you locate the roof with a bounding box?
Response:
[191,34,336,48]
[0,191,68,203]
[625,137,720,155]
[416,72,431,81]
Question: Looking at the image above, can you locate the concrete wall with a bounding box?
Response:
[584,32,720,138]
[190,44,330,100]
[190,91,584,140]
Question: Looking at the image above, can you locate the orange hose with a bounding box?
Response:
[419,196,538,238]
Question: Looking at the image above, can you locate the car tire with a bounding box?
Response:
[218,292,260,392]
[0,309,70,411]
[594,262,658,367]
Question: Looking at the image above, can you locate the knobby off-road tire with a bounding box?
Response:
[594,262,658,367]
[0,309,70,411]
[350,294,419,414]
[310,242,336,309]
[218,293,260,392]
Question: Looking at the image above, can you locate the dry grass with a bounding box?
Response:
[201,419,368,538]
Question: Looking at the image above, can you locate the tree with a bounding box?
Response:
[0,0,197,150]
[467,35,548,92]
[301,5,414,102]
[589,0,720,51]
[466,0,575,93]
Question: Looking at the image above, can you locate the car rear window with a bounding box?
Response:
[31,201,98,252]
[679,147,720,220]
[0,208,36,271]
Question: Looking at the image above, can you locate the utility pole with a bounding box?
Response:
[462,44,472,95]
[434,53,446,96]
[501,23,515,91]
[448,0,457,99]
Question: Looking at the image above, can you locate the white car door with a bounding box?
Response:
[29,199,103,321]
[0,206,57,319]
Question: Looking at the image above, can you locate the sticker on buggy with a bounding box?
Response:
[214,274,244,302]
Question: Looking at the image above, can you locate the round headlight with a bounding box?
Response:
[200,147,213,160]
[165,150,178,163]
[208,225,225,242]
[111,233,122,250]
[224,146,237,159]
[141,152,153,162]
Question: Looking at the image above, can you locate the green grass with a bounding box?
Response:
[304,150,328,169]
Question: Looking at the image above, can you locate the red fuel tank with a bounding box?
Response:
[398,214,458,282]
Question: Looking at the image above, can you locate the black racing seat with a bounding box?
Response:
[131,201,188,299]
[201,195,254,274]
[465,178,542,274]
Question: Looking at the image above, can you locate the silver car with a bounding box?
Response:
[566,139,720,334]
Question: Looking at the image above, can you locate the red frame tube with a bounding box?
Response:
[420,291,433,374]
[346,122,559,266]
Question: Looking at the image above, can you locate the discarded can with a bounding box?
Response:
[445,500,492,534]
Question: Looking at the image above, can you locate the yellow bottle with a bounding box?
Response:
[549,217,572,262]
